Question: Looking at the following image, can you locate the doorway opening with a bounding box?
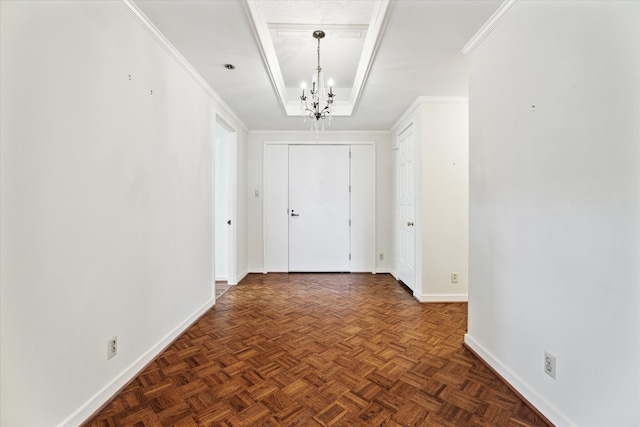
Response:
[214,118,237,290]
[263,141,375,273]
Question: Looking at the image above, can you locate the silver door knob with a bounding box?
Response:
[407,221,414,226]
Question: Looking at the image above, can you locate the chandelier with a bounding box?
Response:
[300,30,335,134]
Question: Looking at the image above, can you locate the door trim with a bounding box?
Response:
[393,122,420,297]
[262,140,376,274]
[214,115,238,285]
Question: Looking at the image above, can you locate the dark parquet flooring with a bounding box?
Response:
[85,273,550,427]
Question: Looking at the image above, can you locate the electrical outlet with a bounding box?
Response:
[451,272,459,284]
[379,253,384,261]
[107,336,117,360]
[544,351,556,379]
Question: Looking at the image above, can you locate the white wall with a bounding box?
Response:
[466,2,639,426]
[0,1,247,425]
[391,98,469,302]
[247,131,393,273]
[421,101,469,301]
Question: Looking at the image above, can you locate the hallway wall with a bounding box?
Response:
[465,2,640,425]
[0,1,246,425]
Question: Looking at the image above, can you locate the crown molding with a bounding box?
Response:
[348,0,394,112]
[461,0,519,56]
[269,23,369,35]
[117,0,248,132]
[243,0,289,116]
[417,96,468,104]
[249,129,390,136]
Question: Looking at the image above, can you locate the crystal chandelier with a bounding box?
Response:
[300,30,335,134]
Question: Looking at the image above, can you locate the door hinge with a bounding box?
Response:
[349,219,351,226]
[349,185,351,192]
[349,253,351,260]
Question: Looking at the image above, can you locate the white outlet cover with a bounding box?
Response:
[544,351,556,379]
[107,336,117,359]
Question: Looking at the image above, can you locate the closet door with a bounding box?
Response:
[288,145,350,272]
[396,125,416,291]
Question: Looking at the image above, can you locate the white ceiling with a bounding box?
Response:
[133,0,502,131]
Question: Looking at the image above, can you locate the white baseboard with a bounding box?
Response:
[375,268,392,274]
[464,334,572,427]
[60,298,215,427]
[232,270,249,285]
[415,293,468,302]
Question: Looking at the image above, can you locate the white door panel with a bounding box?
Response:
[396,126,416,290]
[289,145,350,272]
[350,145,375,272]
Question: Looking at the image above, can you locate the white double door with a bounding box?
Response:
[264,143,374,273]
[289,145,350,271]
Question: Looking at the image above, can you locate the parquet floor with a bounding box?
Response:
[85,274,550,427]
[215,282,231,299]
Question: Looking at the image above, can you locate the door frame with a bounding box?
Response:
[214,115,238,286]
[394,122,421,297]
[393,123,418,294]
[262,140,376,274]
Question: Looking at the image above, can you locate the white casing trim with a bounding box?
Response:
[415,293,468,303]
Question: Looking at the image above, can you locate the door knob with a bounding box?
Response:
[291,213,300,217]
[407,221,414,226]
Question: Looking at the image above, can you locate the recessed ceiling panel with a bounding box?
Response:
[245,0,393,117]
[269,24,367,89]
[258,1,375,26]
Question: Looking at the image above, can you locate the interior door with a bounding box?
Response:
[396,125,416,291]
[289,145,350,272]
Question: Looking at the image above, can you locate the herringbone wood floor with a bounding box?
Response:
[85,274,550,427]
